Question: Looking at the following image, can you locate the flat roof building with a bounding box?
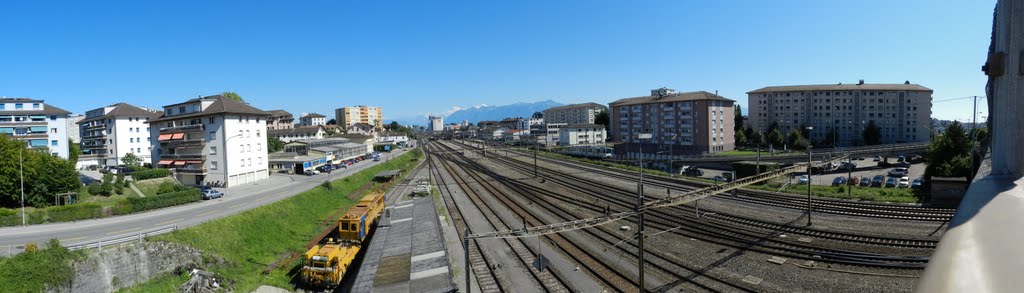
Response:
[543,102,606,125]
[747,81,933,145]
[335,106,383,129]
[609,88,735,155]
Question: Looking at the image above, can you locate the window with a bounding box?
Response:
[0,104,4,110]
[257,157,262,165]
[209,117,215,124]
[247,158,252,166]
[209,131,216,140]
[256,130,260,137]
[32,103,39,109]
[211,161,218,170]
[210,146,217,155]
[240,159,245,166]
[257,143,262,151]
[246,130,250,138]
[50,140,57,146]
[246,144,251,152]
[178,106,186,113]
[50,116,56,121]
[51,128,56,134]
[15,103,23,109]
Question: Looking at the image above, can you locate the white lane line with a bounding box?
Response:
[390,217,412,224]
[410,266,448,280]
[393,204,414,209]
[411,251,446,262]
[196,210,217,217]
[106,227,140,235]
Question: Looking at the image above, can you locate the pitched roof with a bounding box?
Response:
[302,113,326,118]
[747,83,933,94]
[609,91,734,107]
[268,125,325,136]
[265,109,292,118]
[0,98,71,116]
[148,95,269,123]
[79,103,161,124]
[544,102,607,112]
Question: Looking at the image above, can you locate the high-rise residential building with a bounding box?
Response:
[147,95,270,187]
[77,103,162,167]
[265,110,295,130]
[335,106,383,128]
[0,98,72,158]
[746,81,933,145]
[609,88,736,155]
[298,113,326,126]
[428,116,444,132]
[66,114,84,143]
[543,102,607,125]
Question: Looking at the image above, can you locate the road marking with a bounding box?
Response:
[157,218,185,226]
[62,236,87,242]
[410,266,448,280]
[106,227,140,235]
[391,217,412,224]
[394,203,414,209]
[197,211,217,217]
[230,203,245,209]
[411,251,446,262]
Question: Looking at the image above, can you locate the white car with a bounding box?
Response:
[797,175,810,185]
[888,167,909,177]
[897,177,911,188]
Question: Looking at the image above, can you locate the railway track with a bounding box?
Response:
[432,142,756,292]
[427,145,570,293]
[439,141,933,268]
[482,141,955,222]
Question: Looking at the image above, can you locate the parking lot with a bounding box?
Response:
[693,157,926,189]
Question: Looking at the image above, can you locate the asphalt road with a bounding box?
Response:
[0,148,414,256]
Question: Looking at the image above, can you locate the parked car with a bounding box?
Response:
[895,161,912,168]
[885,177,898,188]
[898,177,911,188]
[888,167,909,177]
[797,175,810,185]
[896,155,906,163]
[848,176,860,186]
[721,172,734,182]
[304,169,320,176]
[911,177,924,190]
[832,176,846,187]
[839,162,857,171]
[871,175,885,187]
[873,156,882,162]
[202,189,223,200]
[713,175,726,182]
[684,166,703,177]
[853,157,866,161]
[859,176,871,187]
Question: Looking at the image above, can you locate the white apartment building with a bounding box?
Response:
[298,113,326,126]
[77,103,161,168]
[335,106,383,128]
[428,116,444,132]
[0,98,71,158]
[747,81,933,145]
[543,103,607,125]
[147,95,270,187]
[542,123,567,146]
[558,124,607,146]
[376,132,410,144]
[269,126,327,143]
[66,114,84,143]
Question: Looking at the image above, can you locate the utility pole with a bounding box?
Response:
[970,95,978,177]
[847,156,853,198]
[634,133,651,291]
[806,126,814,227]
[756,142,761,176]
[20,143,26,226]
[533,145,538,178]
[464,228,471,293]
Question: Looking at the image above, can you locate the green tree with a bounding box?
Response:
[734,129,748,147]
[734,105,744,131]
[972,128,988,142]
[594,110,609,130]
[863,121,882,145]
[0,135,80,208]
[68,139,79,162]
[786,129,809,150]
[925,121,972,179]
[767,128,784,149]
[221,91,243,102]
[532,111,543,119]
[327,119,337,125]
[267,136,285,153]
[822,128,838,147]
[121,153,142,167]
[386,121,401,131]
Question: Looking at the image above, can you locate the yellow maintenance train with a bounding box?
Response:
[301,192,386,289]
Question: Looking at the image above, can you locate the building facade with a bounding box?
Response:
[147,95,270,187]
[543,102,607,125]
[77,103,162,167]
[558,124,607,146]
[298,113,326,126]
[66,114,84,143]
[265,110,294,130]
[428,116,444,132]
[746,81,933,145]
[0,98,72,158]
[609,88,736,155]
[269,125,327,143]
[335,106,383,128]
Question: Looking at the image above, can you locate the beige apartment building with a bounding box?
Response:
[747,81,933,145]
[265,110,294,130]
[543,103,606,125]
[335,106,382,128]
[609,88,735,155]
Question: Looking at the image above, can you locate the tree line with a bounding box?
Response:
[0,135,80,208]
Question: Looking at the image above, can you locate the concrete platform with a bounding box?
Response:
[351,194,454,293]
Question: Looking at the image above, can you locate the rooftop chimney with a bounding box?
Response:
[858,79,865,85]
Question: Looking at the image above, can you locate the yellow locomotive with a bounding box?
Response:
[301,191,386,289]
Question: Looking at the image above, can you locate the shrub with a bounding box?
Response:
[156,182,190,195]
[43,203,104,223]
[112,189,201,215]
[132,168,171,180]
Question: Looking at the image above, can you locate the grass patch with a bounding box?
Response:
[535,150,673,177]
[745,182,920,203]
[123,149,423,292]
[0,239,85,292]
[133,177,177,197]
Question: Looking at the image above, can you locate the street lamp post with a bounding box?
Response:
[806,126,814,227]
[20,142,26,226]
[635,133,652,292]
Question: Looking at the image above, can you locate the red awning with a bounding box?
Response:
[157,160,173,165]
[171,133,185,140]
[173,160,186,166]
[157,134,173,141]
[185,161,203,164]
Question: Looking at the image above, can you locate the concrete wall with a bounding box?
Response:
[47,241,214,293]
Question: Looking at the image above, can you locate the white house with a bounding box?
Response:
[376,132,409,144]
[558,124,606,146]
[269,125,327,143]
[0,98,71,159]
[298,113,326,126]
[147,95,270,187]
[77,103,162,168]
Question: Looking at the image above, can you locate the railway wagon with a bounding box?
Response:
[301,238,358,288]
[560,145,613,159]
[339,191,385,243]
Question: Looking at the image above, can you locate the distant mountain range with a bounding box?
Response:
[390,100,563,126]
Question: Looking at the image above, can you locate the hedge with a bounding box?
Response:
[112,189,201,215]
[0,203,105,227]
[131,168,172,180]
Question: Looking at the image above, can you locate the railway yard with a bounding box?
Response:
[399,139,952,293]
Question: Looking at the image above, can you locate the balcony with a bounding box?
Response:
[160,153,206,160]
[161,137,206,149]
[159,124,204,134]
[82,132,106,139]
[82,144,107,150]
[85,124,106,130]
[79,153,108,159]
[174,167,208,174]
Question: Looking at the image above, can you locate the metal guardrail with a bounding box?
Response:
[66,225,178,251]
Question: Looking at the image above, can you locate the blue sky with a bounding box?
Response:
[0,1,994,124]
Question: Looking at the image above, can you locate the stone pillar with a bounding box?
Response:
[988,0,1024,176]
